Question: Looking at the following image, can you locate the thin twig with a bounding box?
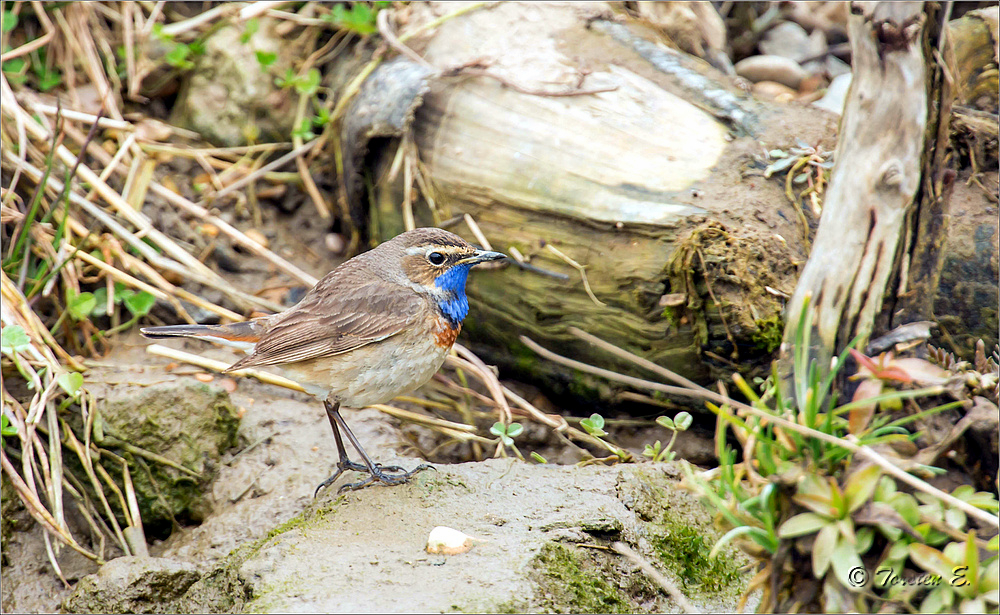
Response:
[612,542,700,613]
[544,244,605,307]
[144,344,306,391]
[378,9,431,68]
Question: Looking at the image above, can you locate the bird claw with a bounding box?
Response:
[314,461,435,496]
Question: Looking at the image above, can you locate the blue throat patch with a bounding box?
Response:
[434,264,473,327]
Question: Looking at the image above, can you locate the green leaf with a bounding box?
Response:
[123,291,156,317]
[295,68,321,96]
[580,413,607,437]
[241,17,259,43]
[113,282,134,301]
[830,535,864,590]
[506,423,523,438]
[889,492,921,527]
[909,543,954,579]
[779,512,830,538]
[944,506,967,531]
[1,413,17,437]
[165,43,193,69]
[963,530,979,592]
[275,67,295,88]
[2,10,18,33]
[327,3,378,35]
[313,107,331,126]
[67,291,96,321]
[292,118,315,141]
[920,586,951,614]
[673,411,692,431]
[57,372,84,397]
[710,525,769,559]
[489,421,514,446]
[643,441,661,459]
[1,325,31,354]
[2,56,26,76]
[656,415,675,430]
[854,526,874,555]
[37,68,62,91]
[812,523,838,577]
[255,50,277,68]
[530,451,547,464]
[794,493,838,518]
[91,287,110,316]
[845,464,881,513]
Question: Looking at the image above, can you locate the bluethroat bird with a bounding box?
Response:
[141,228,506,493]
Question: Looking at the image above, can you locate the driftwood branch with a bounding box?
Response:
[780,2,938,392]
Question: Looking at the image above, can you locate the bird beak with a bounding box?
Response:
[463,249,507,265]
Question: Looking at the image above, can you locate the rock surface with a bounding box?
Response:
[734,54,810,89]
[64,556,200,614]
[93,378,241,534]
[67,460,750,614]
[172,17,298,146]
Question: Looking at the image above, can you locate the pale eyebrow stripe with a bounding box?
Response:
[403,246,469,257]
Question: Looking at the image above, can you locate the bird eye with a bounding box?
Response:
[428,251,446,266]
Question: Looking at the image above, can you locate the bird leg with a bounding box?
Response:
[314,400,433,495]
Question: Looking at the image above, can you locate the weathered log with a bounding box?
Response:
[342,3,996,401]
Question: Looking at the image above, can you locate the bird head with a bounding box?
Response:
[377,228,506,325]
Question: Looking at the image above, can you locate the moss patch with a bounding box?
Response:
[650,518,741,593]
[752,314,784,353]
[618,465,747,601]
[531,543,634,614]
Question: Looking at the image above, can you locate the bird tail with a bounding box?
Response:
[140,320,266,352]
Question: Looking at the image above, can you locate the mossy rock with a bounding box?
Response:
[95,379,240,537]
[530,543,648,614]
[63,556,200,614]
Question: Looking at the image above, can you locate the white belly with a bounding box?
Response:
[278,333,450,408]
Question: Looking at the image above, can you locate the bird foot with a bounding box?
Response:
[314,461,435,496]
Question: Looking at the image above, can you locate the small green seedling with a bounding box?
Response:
[277,67,321,96]
[644,411,692,462]
[324,2,391,35]
[490,421,523,447]
[580,413,607,437]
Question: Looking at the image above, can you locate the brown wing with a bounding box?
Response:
[226,263,423,371]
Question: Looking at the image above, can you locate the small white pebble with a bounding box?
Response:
[325,233,346,254]
[426,526,474,555]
